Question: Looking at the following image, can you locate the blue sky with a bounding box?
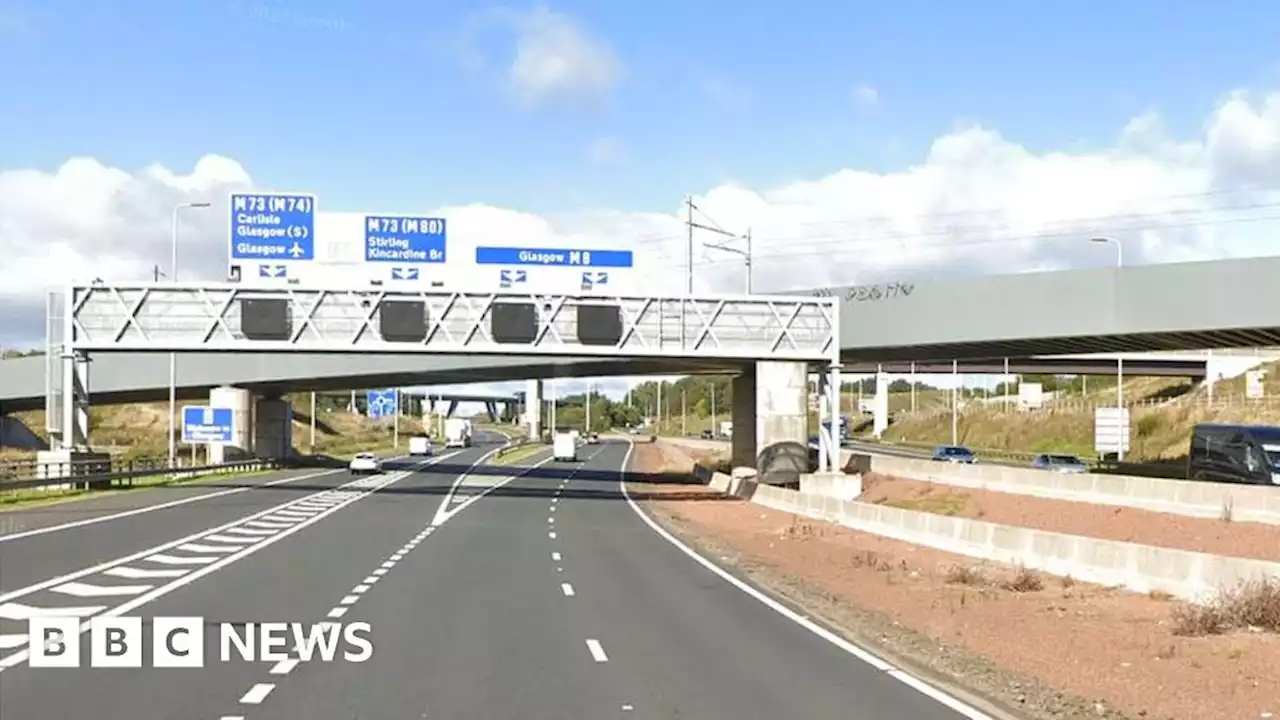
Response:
[3,0,1279,216]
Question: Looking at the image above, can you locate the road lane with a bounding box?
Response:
[0,446,493,720]
[205,439,991,720]
[0,467,362,594]
[227,443,623,720]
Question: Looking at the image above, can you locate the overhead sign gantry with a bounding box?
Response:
[62,282,839,363]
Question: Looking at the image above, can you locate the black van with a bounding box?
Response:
[1187,423,1280,485]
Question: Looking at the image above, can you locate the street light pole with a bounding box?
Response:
[1091,236,1126,459]
[167,201,211,469]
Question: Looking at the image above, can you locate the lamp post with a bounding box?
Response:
[167,201,211,469]
[1091,236,1126,459]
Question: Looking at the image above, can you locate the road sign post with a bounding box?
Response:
[228,192,317,284]
[365,216,447,284]
[181,406,235,444]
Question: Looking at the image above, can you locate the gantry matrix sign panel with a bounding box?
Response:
[64,283,840,363]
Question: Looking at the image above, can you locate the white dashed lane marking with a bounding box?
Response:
[586,639,609,662]
[561,583,575,597]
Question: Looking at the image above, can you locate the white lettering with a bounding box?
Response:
[219,623,255,662]
[259,622,290,662]
[343,623,374,662]
[291,623,342,662]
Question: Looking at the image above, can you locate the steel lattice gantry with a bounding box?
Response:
[51,282,847,471]
[63,283,841,363]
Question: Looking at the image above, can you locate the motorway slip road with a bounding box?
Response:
[0,438,991,720]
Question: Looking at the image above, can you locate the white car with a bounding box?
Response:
[348,453,382,475]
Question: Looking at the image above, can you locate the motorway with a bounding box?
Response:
[0,430,992,720]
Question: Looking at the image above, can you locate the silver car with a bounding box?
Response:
[1031,454,1088,474]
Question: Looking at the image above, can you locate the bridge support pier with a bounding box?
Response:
[208,386,253,464]
[525,379,542,439]
[57,352,91,451]
[446,400,459,418]
[484,401,498,423]
[730,369,757,468]
[252,394,293,460]
[730,361,813,485]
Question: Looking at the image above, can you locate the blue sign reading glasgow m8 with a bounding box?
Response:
[229,192,316,261]
[474,246,633,267]
[365,216,447,264]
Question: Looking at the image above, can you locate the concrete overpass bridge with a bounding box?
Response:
[6,255,1280,478]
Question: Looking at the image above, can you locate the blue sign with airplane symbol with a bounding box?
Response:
[229,192,316,261]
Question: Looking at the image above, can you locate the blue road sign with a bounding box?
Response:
[366,389,398,419]
[258,264,287,278]
[229,192,316,261]
[181,406,234,443]
[390,267,420,281]
[365,216,447,264]
[475,247,633,268]
[580,271,609,289]
[498,269,528,288]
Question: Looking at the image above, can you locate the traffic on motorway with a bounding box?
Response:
[0,428,989,720]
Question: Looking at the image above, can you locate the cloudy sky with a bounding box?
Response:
[3,1,1280,402]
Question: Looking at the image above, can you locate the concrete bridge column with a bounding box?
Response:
[730,368,757,469]
[252,394,293,460]
[446,400,459,417]
[755,361,809,485]
[208,386,253,464]
[525,379,542,439]
[484,401,498,423]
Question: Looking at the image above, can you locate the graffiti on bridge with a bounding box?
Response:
[810,281,915,302]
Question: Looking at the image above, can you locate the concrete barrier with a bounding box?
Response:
[749,481,1280,604]
[863,453,1280,526]
[661,437,1280,527]
[799,472,864,500]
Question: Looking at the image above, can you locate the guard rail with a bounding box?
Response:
[0,455,283,494]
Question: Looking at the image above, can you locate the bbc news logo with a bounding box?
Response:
[27,617,374,668]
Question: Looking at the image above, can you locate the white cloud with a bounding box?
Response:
[506,6,620,108]
[7,90,1280,369]
[589,136,626,166]
[854,84,879,108]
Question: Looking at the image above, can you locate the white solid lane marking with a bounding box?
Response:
[243,521,292,531]
[0,635,29,649]
[177,543,240,554]
[551,552,561,561]
[103,566,187,580]
[430,446,557,526]
[269,658,299,675]
[219,716,245,720]
[0,602,105,620]
[50,581,154,598]
[145,554,220,566]
[203,534,263,545]
[226,526,280,536]
[0,465,425,672]
[327,607,348,619]
[0,468,344,544]
[561,583,575,597]
[240,683,275,704]
[616,438,996,720]
[586,639,608,662]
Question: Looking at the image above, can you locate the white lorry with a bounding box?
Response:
[444,418,473,449]
[552,431,578,461]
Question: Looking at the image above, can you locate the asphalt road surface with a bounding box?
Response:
[0,434,995,720]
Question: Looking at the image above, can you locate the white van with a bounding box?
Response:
[408,436,434,456]
[552,431,578,461]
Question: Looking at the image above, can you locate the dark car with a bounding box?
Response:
[931,445,977,463]
[1188,423,1280,485]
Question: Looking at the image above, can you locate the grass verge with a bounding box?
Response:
[0,466,277,512]
[488,443,547,466]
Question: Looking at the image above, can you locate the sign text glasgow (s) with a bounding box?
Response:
[229,192,316,261]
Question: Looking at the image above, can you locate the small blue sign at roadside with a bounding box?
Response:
[475,247,633,268]
[182,406,234,444]
[365,216,447,264]
[229,192,316,261]
[366,389,398,419]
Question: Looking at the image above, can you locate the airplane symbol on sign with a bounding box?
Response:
[288,243,305,259]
